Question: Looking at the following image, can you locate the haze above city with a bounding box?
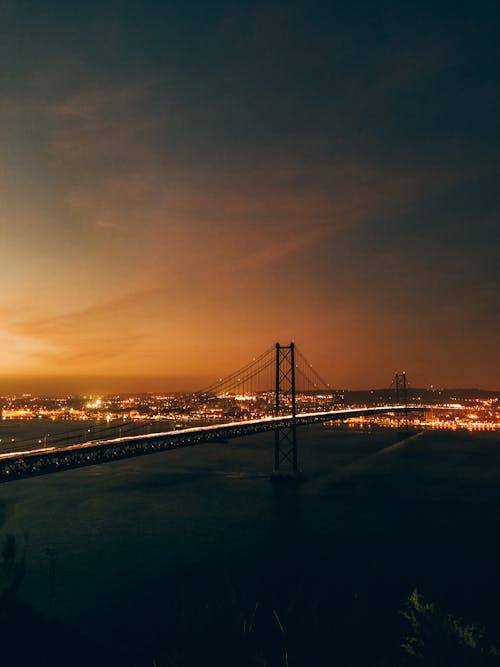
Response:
[1,2,499,393]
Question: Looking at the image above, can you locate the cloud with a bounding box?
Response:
[95,219,119,230]
[4,285,162,368]
[233,225,332,270]
[48,84,159,164]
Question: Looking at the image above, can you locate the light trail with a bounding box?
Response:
[0,446,56,459]
[0,406,418,463]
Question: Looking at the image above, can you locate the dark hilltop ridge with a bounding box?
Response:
[341,387,500,404]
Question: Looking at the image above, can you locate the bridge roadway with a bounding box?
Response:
[0,406,421,483]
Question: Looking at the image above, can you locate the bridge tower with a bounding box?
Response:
[394,372,409,432]
[273,342,299,476]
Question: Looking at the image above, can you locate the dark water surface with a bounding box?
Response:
[2,425,500,663]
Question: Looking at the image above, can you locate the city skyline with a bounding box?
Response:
[1,2,499,392]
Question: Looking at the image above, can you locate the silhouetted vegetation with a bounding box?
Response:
[401,589,500,666]
[0,502,25,597]
[0,503,133,666]
[119,575,500,667]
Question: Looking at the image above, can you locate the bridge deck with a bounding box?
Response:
[0,406,422,483]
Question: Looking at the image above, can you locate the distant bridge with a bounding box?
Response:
[0,342,423,483]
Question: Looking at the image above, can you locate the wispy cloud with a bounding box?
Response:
[95,219,119,230]
[5,285,161,368]
[234,225,331,270]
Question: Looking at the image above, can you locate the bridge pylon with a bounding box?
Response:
[273,341,300,478]
[394,372,409,433]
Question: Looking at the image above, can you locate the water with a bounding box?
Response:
[2,425,500,663]
[0,427,386,622]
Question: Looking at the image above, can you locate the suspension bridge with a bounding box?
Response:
[0,342,421,483]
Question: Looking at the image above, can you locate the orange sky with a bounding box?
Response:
[1,2,499,392]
